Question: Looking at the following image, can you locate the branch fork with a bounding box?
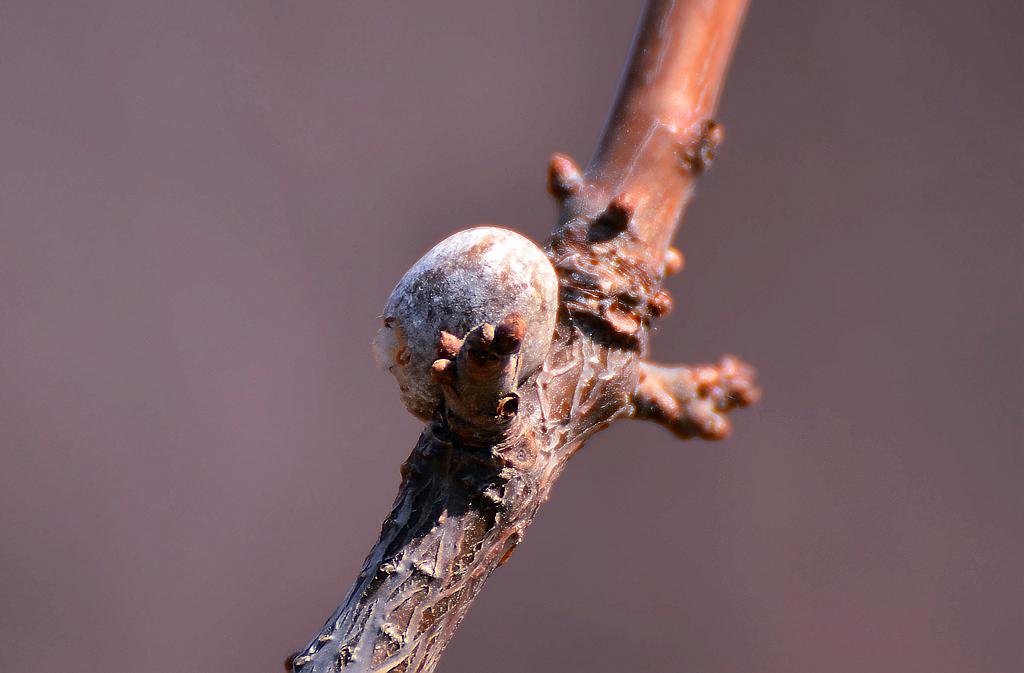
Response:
[288,2,754,671]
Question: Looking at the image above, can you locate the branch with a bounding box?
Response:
[633,357,760,440]
[288,2,753,671]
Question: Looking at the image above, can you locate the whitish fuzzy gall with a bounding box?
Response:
[373,227,559,420]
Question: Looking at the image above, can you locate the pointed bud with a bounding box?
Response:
[648,290,673,318]
[430,358,456,385]
[589,194,635,241]
[547,153,583,199]
[437,331,463,359]
[664,247,684,276]
[493,312,525,356]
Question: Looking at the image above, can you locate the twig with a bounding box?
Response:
[288,2,754,671]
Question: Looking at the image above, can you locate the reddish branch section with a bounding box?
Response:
[288,2,754,671]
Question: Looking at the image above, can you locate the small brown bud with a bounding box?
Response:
[664,247,684,276]
[437,331,463,359]
[466,323,496,352]
[604,303,641,338]
[695,366,719,394]
[648,290,673,318]
[430,358,455,385]
[604,194,635,232]
[547,153,583,199]
[493,313,525,355]
[681,119,725,174]
[589,194,636,242]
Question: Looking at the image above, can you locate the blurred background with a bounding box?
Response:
[1,1,1021,672]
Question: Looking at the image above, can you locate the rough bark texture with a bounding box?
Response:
[289,2,754,671]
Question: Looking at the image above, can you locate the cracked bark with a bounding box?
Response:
[288,1,755,671]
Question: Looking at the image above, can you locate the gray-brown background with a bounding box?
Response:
[1,2,1021,672]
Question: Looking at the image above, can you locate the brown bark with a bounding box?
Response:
[288,2,755,671]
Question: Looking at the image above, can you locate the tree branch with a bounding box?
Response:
[288,2,753,671]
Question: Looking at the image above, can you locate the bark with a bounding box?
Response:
[289,2,755,671]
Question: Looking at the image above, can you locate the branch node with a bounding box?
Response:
[632,356,758,440]
[434,313,528,444]
[679,119,725,175]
